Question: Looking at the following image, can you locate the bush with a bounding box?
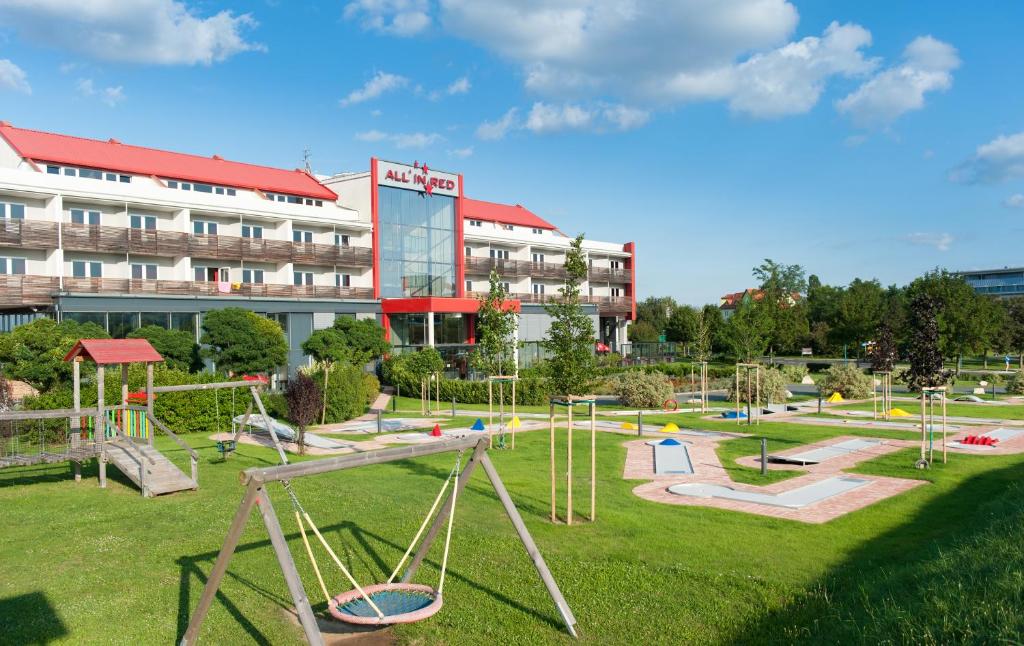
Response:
[1007,371,1024,395]
[610,371,674,408]
[819,364,873,399]
[727,367,788,404]
[779,364,809,383]
[362,373,381,407]
[307,363,368,424]
[127,325,200,372]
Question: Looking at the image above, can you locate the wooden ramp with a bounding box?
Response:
[105,438,196,497]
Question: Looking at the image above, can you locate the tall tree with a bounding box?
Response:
[723,299,772,362]
[753,259,808,354]
[907,269,990,371]
[0,318,110,391]
[127,326,200,372]
[1005,298,1024,369]
[870,320,897,372]
[330,317,390,367]
[665,305,698,345]
[201,308,288,376]
[692,306,715,362]
[903,293,950,390]
[542,234,596,396]
[627,320,659,342]
[635,296,678,337]
[302,327,350,424]
[472,269,519,376]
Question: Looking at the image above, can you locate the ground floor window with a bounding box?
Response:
[131,263,157,280]
[72,261,102,278]
[0,257,26,275]
[294,271,313,286]
[242,269,264,284]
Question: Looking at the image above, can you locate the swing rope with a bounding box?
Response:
[284,450,464,621]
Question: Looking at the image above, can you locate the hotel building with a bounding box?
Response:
[0,123,635,376]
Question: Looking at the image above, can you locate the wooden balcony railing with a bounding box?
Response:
[491,291,632,315]
[0,275,60,306]
[0,220,60,251]
[60,278,374,300]
[464,256,567,279]
[587,266,631,282]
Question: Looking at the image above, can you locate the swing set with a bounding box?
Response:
[179,436,579,645]
[488,375,518,449]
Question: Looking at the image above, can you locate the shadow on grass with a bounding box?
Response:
[176,514,564,643]
[0,591,69,645]
[728,458,1024,644]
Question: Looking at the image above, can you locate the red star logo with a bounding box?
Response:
[420,163,429,175]
[423,181,434,195]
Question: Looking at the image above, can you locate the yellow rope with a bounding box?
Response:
[437,461,460,595]
[387,477,451,584]
[295,511,331,606]
[302,511,385,618]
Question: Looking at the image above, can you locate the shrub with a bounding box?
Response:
[127,325,200,372]
[610,371,674,408]
[727,367,787,404]
[307,363,367,424]
[200,308,287,376]
[779,364,809,383]
[285,373,323,453]
[819,363,873,399]
[362,373,381,407]
[1007,371,1024,395]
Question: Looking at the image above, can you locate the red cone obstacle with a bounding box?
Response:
[431,423,442,437]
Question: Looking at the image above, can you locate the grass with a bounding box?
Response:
[3,409,1024,644]
[832,401,1024,420]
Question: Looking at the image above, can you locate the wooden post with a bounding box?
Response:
[549,402,556,523]
[511,379,517,449]
[942,389,948,464]
[873,373,878,420]
[735,366,740,425]
[920,389,927,463]
[97,365,106,488]
[72,358,82,482]
[488,379,493,450]
[566,403,573,526]
[590,401,596,522]
[146,362,155,446]
[121,363,129,408]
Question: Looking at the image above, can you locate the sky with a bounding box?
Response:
[0,1,1022,305]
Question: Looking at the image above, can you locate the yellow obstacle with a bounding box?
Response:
[509,416,522,429]
[889,407,911,417]
[660,422,679,433]
[826,392,844,403]
[620,422,638,430]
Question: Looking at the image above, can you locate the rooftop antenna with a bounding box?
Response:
[303,148,312,174]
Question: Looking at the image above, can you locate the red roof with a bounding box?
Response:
[63,339,164,365]
[462,197,556,230]
[0,123,337,201]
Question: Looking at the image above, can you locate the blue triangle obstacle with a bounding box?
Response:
[470,418,486,431]
[721,410,747,419]
[659,438,682,446]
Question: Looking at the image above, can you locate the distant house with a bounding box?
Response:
[719,288,801,319]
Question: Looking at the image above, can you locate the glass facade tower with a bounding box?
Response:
[378,186,456,297]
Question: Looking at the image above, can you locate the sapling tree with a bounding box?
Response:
[871,320,897,373]
[301,327,349,424]
[902,293,951,391]
[472,269,518,377]
[541,234,596,397]
[285,372,323,455]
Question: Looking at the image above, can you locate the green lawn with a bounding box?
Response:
[2,413,1024,644]
[831,401,1024,420]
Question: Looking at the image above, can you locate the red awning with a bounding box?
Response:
[63,338,164,365]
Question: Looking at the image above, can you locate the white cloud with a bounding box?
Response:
[76,78,125,106]
[448,146,473,158]
[355,129,442,148]
[950,132,1024,184]
[904,232,953,251]
[602,104,650,130]
[344,0,430,36]
[76,78,95,95]
[0,0,264,65]
[844,134,866,148]
[0,59,31,93]
[447,76,470,95]
[525,102,593,133]
[1005,194,1024,208]
[340,71,408,107]
[476,108,519,140]
[836,35,959,127]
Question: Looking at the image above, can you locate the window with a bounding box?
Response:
[242,269,264,284]
[46,165,59,175]
[193,183,213,193]
[241,224,263,239]
[464,246,471,257]
[611,287,622,298]
[193,220,218,235]
[227,188,236,196]
[531,227,543,234]
[130,263,157,280]
[166,180,178,189]
[293,229,313,243]
[193,266,227,282]
[79,168,102,180]
[293,271,313,286]
[130,214,156,230]
[0,257,26,275]
[336,273,351,288]
[335,233,349,247]
[465,280,472,292]
[610,260,621,270]
[70,209,100,225]
[105,173,116,181]
[64,168,76,177]
[0,202,25,220]
[215,187,224,195]
[119,175,131,183]
[71,261,102,278]
[489,248,510,260]
[501,224,514,231]
[182,183,192,191]
[532,283,545,295]
[532,252,545,263]
[500,282,510,292]
[468,219,482,227]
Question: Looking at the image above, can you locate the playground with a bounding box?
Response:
[3,351,1024,643]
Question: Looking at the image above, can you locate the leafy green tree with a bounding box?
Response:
[754,259,807,296]
[692,306,716,362]
[723,299,772,362]
[0,318,110,390]
[127,325,200,372]
[200,308,288,376]
[330,317,390,367]
[907,269,991,371]
[665,305,698,345]
[302,327,349,424]
[542,234,596,396]
[1004,298,1024,369]
[753,259,808,354]
[472,270,519,376]
[635,296,678,337]
[628,320,659,342]
[835,279,887,352]
[285,372,323,455]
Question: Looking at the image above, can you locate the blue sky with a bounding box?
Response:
[1,1,1022,305]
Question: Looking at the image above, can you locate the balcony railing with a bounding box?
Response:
[0,220,60,251]
[60,278,374,300]
[0,275,60,306]
[491,292,631,315]
[587,266,631,282]
[464,256,567,279]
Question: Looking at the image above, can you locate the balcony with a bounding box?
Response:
[464,256,567,279]
[60,278,373,300]
[0,275,60,306]
[0,220,60,251]
[587,266,631,282]
[502,292,632,316]
[63,223,190,256]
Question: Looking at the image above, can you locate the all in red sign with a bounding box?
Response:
[376,159,458,197]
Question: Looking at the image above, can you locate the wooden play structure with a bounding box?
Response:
[487,375,518,449]
[420,373,441,416]
[734,363,761,426]
[873,371,893,420]
[549,396,597,525]
[916,386,948,469]
[179,436,579,645]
